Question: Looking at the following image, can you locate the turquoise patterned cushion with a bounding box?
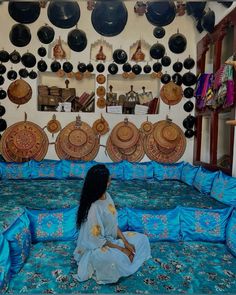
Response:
[101,162,124,179]
[0,234,10,291]
[193,167,218,194]
[226,209,236,256]
[30,160,64,179]
[127,207,180,242]
[181,163,199,186]
[211,171,236,206]
[62,160,95,179]
[25,206,78,243]
[3,212,31,275]
[123,161,154,180]
[117,208,128,231]
[0,162,31,179]
[180,206,233,242]
[152,162,185,180]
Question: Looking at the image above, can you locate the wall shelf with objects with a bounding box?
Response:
[37,72,95,112]
[194,7,236,175]
[104,74,160,115]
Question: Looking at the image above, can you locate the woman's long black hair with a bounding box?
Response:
[76,164,110,229]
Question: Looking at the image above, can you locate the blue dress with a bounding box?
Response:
[73,193,151,284]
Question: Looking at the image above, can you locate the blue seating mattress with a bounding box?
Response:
[6,239,236,294]
[0,179,228,233]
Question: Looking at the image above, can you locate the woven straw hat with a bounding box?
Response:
[110,119,140,149]
[144,120,186,163]
[106,136,144,162]
[96,74,106,84]
[97,97,106,109]
[96,86,106,97]
[7,79,32,105]
[140,120,153,135]
[160,81,183,105]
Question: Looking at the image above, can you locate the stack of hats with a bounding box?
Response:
[144,120,186,163]
[106,119,144,162]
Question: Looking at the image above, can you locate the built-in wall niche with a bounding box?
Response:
[200,115,211,164]
[37,72,95,112]
[205,42,214,73]
[105,74,160,115]
[217,111,232,170]
[221,25,234,64]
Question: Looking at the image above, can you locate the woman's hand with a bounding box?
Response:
[121,247,134,262]
[124,241,136,255]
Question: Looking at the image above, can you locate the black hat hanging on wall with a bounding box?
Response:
[9,24,31,47]
[185,129,195,138]
[122,63,131,72]
[0,119,7,132]
[143,64,151,74]
[153,26,165,39]
[86,63,94,72]
[67,26,87,52]
[63,62,73,73]
[29,70,37,79]
[19,68,28,78]
[9,50,21,64]
[113,49,128,64]
[51,61,61,72]
[96,63,105,73]
[186,2,206,19]
[91,0,128,37]
[132,64,142,75]
[172,73,182,86]
[77,63,87,73]
[108,63,119,75]
[38,47,47,57]
[153,62,162,73]
[183,56,195,70]
[184,87,194,98]
[37,60,48,72]
[47,1,80,29]
[183,101,194,112]
[8,1,41,24]
[37,25,55,44]
[150,43,165,60]
[161,72,171,84]
[182,72,197,86]
[0,105,6,117]
[0,76,5,86]
[0,64,6,75]
[201,9,215,33]
[169,30,187,54]
[0,51,9,63]
[173,61,183,72]
[161,55,171,67]
[21,52,36,68]
[0,89,7,100]
[7,70,17,81]
[146,1,176,26]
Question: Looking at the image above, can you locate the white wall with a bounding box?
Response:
[0,1,201,163]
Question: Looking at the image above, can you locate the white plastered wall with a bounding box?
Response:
[0,1,233,164]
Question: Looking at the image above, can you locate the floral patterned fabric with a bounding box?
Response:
[6,240,236,294]
[0,179,228,233]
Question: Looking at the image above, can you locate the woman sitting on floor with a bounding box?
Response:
[73,164,151,284]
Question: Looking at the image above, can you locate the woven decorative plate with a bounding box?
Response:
[92,116,109,136]
[47,114,61,134]
[96,74,106,84]
[96,86,106,97]
[0,121,48,162]
[140,121,153,135]
[81,136,100,161]
[110,119,140,149]
[144,121,186,163]
[160,81,183,105]
[55,120,96,159]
